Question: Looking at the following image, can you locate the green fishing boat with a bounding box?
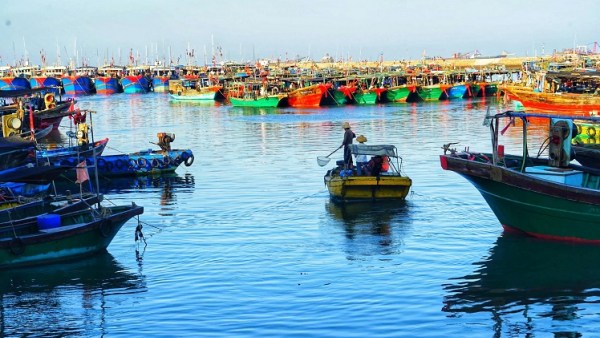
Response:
[353,89,378,104]
[440,111,600,243]
[229,94,287,108]
[417,84,443,101]
[385,85,415,102]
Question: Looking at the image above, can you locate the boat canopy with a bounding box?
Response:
[350,144,397,157]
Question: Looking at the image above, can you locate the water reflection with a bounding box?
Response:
[0,252,146,337]
[325,201,410,257]
[443,233,600,336]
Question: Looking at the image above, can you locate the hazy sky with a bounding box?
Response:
[1,0,599,66]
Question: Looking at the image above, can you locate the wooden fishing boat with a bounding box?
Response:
[0,77,31,91]
[168,79,223,101]
[0,202,143,269]
[324,144,412,202]
[502,85,600,115]
[61,75,95,96]
[287,84,325,108]
[440,111,600,243]
[230,93,287,108]
[417,84,444,101]
[384,85,416,103]
[52,132,193,177]
[353,88,379,104]
[229,82,287,107]
[447,83,468,99]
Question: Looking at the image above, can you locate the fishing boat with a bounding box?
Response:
[440,110,600,243]
[0,201,143,269]
[287,84,325,108]
[121,65,151,94]
[150,63,176,93]
[30,66,65,95]
[416,84,444,101]
[95,65,125,95]
[0,76,31,91]
[61,75,94,96]
[384,84,416,103]
[502,85,600,115]
[323,144,412,202]
[52,132,194,177]
[447,83,469,99]
[229,83,287,108]
[168,78,223,101]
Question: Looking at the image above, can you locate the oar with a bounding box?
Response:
[317,145,343,167]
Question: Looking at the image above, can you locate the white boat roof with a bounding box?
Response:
[350,144,397,157]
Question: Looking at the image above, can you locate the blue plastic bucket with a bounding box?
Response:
[37,214,61,230]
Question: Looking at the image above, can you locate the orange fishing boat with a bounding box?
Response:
[501,85,600,116]
[287,84,327,108]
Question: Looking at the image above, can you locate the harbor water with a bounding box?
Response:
[1,94,599,337]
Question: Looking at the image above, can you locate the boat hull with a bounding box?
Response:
[230,95,285,107]
[61,76,95,96]
[440,154,600,243]
[287,85,323,108]
[152,77,170,93]
[30,77,62,95]
[447,84,468,99]
[121,75,151,94]
[0,77,31,91]
[353,90,378,104]
[502,86,600,115]
[417,85,443,101]
[385,85,414,103]
[0,204,143,269]
[94,77,122,95]
[325,174,412,202]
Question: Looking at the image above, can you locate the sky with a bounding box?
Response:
[1,0,599,67]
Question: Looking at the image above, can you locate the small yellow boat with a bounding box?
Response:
[323,144,412,202]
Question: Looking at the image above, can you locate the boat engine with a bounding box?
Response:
[157,132,175,151]
[548,118,573,168]
[77,123,89,146]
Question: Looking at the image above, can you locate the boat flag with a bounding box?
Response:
[75,161,89,184]
[68,100,75,112]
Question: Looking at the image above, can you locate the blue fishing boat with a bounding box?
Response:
[447,84,468,99]
[51,132,193,177]
[61,75,95,96]
[0,77,31,91]
[121,66,151,94]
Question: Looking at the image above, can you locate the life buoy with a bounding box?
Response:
[177,91,182,96]
[137,158,148,168]
[97,158,107,170]
[129,158,137,169]
[163,156,171,166]
[184,154,194,167]
[9,237,25,255]
[173,156,182,166]
[100,220,113,238]
[151,158,161,168]
[587,127,596,137]
[115,159,125,169]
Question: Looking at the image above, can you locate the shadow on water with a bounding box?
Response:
[442,232,600,336]
[325,200,411,257]
[0,251,146,336]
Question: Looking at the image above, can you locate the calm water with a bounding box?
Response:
[1,94,599,337]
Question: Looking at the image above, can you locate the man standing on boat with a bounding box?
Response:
[342,122,355,169]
